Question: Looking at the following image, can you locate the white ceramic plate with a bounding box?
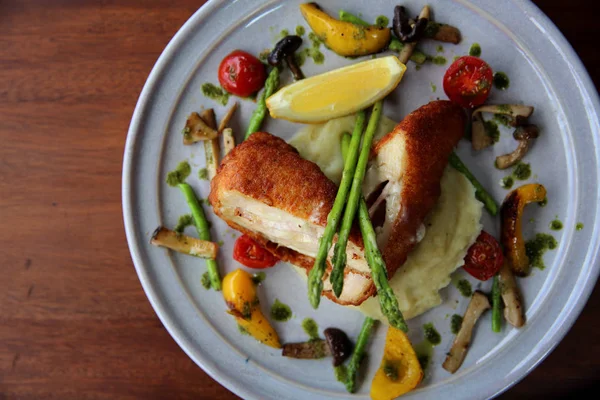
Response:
[123,1,600,398]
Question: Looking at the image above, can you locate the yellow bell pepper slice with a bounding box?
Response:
[222,269,281,348]
[500,183,547,276]
[229,308,281,349]
[300,3,391,57]
[371,327,423,400]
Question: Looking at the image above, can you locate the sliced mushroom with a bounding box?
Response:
[282,339,330,359]
[498,261,525,327]
[474,104,534,123]
[282,327,353,366]
[442,291,491,374]
[471,111,493,150]
[471,104,535,151]
[495,124,540,169]
[200,108,220,181]
[268,35,304,81]
[324,328,353,366]
[423,22,462,44]
[223,128,236,156]
[397,6,430,64]
[218,101,239,132]
[182,112,218,144]
[393,5,429,43]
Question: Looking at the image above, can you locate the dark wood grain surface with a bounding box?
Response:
[1,1,598,399]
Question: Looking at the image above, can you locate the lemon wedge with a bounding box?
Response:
[266,56,407,123]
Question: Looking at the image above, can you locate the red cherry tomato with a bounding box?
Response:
[233,234,279,269]
[443,56,493,108]
[463,231,504,281]
[218,50,266,98]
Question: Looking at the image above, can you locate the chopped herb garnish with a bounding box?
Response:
[201,272,211,289]
[450,314,463,334]
[166,161,191,186]
[174,214,193,233]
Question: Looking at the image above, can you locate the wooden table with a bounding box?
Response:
[1,1,598,398]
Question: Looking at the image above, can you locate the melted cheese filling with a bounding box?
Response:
[218,191,369,273]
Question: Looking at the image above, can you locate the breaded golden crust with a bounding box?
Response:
[375,100,466,277]
[209,102,465,306]
[210,132,336,225]
[209,132,369,304]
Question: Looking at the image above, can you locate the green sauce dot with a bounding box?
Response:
[201,272,211,289]
[432,56,447,65]
[270,299,291,322]
[550,220,563,231]
[513,162,531,180]
[493,72,510,90]
[302,318,319,340]
[423,323,441,345]
[469,43,482,57]
[166,161,191,186]
[501,176,514,189]
[456,279,473,297]
[450,314,463,334]
[525,233,557,271]
[375,15,389,28]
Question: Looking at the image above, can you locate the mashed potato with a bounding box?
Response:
[288,116,482,321]
[288,114,397,185]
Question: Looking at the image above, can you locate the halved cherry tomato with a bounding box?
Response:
[233,234,279,269]
[218,50,266,98]
[443,56,493,108]
[463,231,503,281]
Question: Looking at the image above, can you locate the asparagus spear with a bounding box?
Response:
[448,152,499,216]
[307,112,367,309]
[340,132,351,158]
[245,68,280,140]
[338,10,428,64]
[341,132,408,332]
[177,183,221,290]
[330,101,383,298]
[491,274,503,333]
[345,317,375,393]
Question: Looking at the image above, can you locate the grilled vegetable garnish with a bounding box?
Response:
[443,291,490,373]
[150,227,218,259]
[449,152,499,215]
[222,269,281,348]
[246,67,279,139]
[345,317,375,393]
[282,327,352,366]
[300,3,391,57]
[178,182,221,290]
[491,274,503,332]
[283,339,330,359]
[371,327,423,400]
[183,111,218,144]
[498,261,525,327]
[223,128,236,156]
[268,35,305,81]
[309,112,366,308]
[201,109,220,181]
[501,183,547,276]
[218,101,239,132]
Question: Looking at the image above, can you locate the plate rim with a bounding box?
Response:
[122,0,600,398]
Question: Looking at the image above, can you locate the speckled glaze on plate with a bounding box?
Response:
[122,1,600,398]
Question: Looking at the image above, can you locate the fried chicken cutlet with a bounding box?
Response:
[209,100,466,306]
